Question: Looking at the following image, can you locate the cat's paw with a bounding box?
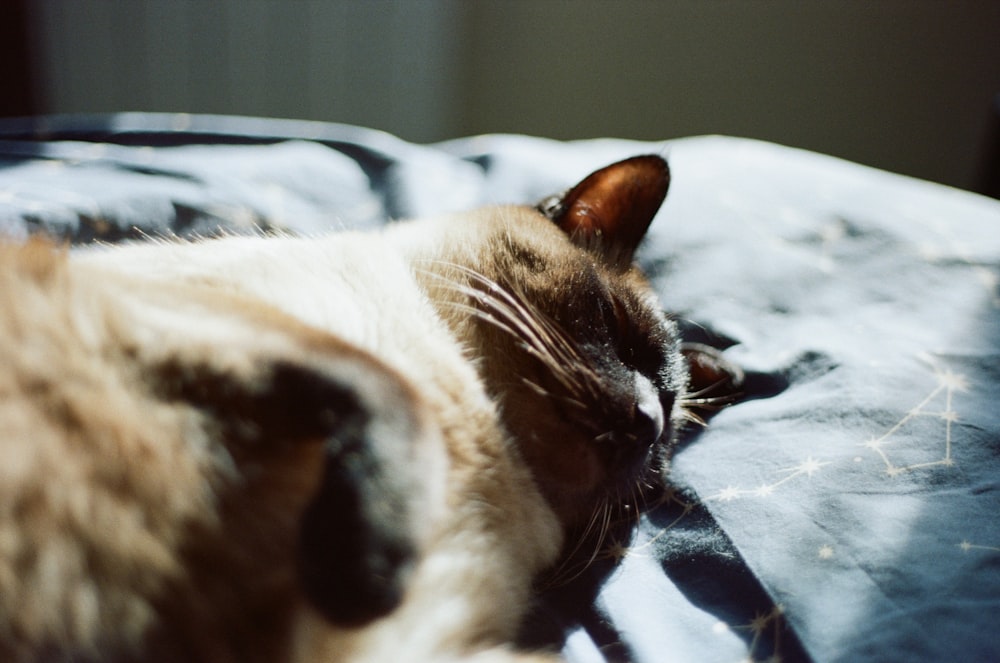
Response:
[680,342,746,415]
[296,447,417,626]
[176,349,443,626]
[139,292,446,628]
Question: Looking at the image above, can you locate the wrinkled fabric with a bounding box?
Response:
[1,114,998,663]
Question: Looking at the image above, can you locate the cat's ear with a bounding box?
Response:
[538,155,670,267]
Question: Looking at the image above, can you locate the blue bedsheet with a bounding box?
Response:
[2,113,997,663]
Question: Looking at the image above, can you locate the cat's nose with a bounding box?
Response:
[632,375,664,446]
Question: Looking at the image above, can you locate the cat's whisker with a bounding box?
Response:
[460,264,610,413]
[678,388,741,428]
[679,394,739,406]
[540,500,608,589]
[435,264,588,371]
[429,270,549,353]
[551,503,615,588]
[635,475,661,503]
[466,276,587,385]
[681,393,743,409]
[541,479,668,589]
[558,394,590,413]
[441,301,580,400]
[593,499,615,564]
[676,405,708,428]
[427,265,596,401]
[625,484,642,529]
[527,304,598,382]
[518,378,588,416]
[439,300,539,358]
[521,378,550,398]
[524,378,590,414]
[681,377,743,402]
[678,375,743,428]
[436,294,556,374]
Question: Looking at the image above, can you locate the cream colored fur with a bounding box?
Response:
[64,208,566,661]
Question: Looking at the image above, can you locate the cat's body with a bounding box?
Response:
[79,209,565,661]
[0,156,740,662]
[0,238,448,663]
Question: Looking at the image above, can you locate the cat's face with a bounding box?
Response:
[462,156,687,528]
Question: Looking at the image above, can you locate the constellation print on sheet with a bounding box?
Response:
[593,488,697,566]
[740,604,787,663]
[861,358,969,476]
[710,603,790,663]
[958,540,1000,554]
[707,456,833,503]
[611,491,795,663]
[704,355,969,503]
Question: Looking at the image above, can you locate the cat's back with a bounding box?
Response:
[82,231,430,348]
[79,227,496,431]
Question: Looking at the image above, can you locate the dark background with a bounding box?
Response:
[4,0,999,195]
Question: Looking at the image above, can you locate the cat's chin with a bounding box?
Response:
[528,442,658,532]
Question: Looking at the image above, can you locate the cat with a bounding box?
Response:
[0,155,742,662]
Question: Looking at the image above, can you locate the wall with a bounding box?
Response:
[27,0,467,142]
[25,0,1000,191]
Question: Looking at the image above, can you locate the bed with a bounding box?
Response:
[1,113,997,663]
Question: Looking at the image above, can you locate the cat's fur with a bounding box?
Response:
[0,156,740,662]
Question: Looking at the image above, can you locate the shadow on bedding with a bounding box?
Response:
[517,324,811,662]
[833,285,1000,662]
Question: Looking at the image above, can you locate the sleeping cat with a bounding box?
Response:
[0,155,741,662]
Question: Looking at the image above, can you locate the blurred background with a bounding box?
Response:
[3,0,999,194]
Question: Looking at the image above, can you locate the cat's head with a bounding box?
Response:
[453,156,697,529]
